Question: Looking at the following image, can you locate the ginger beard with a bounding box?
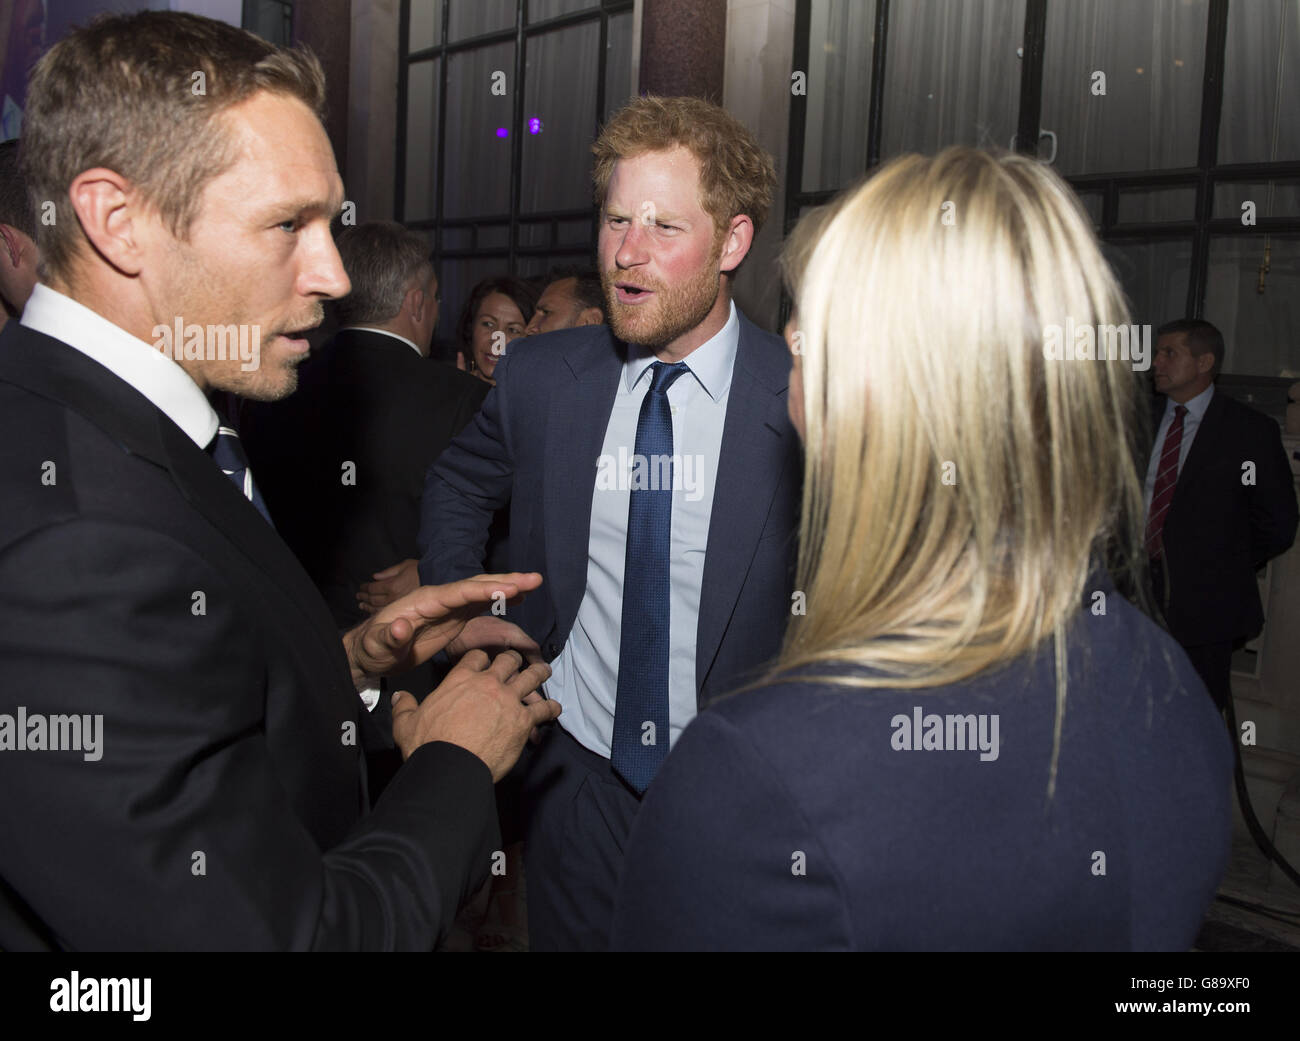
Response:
[603,232,725,348]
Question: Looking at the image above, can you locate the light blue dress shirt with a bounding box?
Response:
[546,301,739,759]
[1144,383,1215,517]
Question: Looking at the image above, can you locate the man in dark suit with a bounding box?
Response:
[0,138,38,332]
[1145,318,1298,710]
[244,221,488,632]
[419,95,801,949]
[0,11,557,950]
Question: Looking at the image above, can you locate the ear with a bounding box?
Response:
[577,306,604,327]
[1195,351,1216,376]
[405,283,427,323]
[718,214,755,275]
[0,224,21,268]
[66,167,148,277]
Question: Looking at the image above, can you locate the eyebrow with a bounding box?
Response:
[255,196,346,223]
[602,206,689,224]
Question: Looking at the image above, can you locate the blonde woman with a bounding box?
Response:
[611,148,1232,951]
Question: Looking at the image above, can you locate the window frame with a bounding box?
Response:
[395,0,635,273]
[784,0,1300,331]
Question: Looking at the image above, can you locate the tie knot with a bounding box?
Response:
[648,360,689,396]
[1174,405,1188,418]
[208,425,249,474]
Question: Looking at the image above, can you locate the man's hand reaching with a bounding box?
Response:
[342,572,542,690]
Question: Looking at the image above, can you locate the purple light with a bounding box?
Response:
[495,127,509,139]
[528,116,543,135]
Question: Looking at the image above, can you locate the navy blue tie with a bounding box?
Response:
[208,425,273,526]
[611,360,689,793]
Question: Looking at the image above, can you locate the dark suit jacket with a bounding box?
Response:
[0,321,497,950]
[419,310,801,705]
[612,585,1234,951]
[243,328,488,630]
[1151,390,1298,646]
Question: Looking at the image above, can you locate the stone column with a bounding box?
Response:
[639,0,727,101]
[724,0,797,333]
[294,0,352,178]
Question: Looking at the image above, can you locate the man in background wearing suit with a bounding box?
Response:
[420,95,802,949]
[1145,318,1298,710]
[245,220,488,632]
[0,138,38,331]
[0,11,557,950]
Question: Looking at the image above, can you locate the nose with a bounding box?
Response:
[304,226,351,301]
[613,221,649,270]
[524,314,541,336]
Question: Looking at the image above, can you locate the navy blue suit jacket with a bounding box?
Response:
[612,585,1234,951]
[418,310,801,705]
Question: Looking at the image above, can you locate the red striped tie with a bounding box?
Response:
[1145,404,1188,558]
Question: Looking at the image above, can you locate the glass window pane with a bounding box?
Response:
[604,10,635,121]
[1220,0,1300,164]
[404,59,439,222]
[244,0,292,45]
[1102,239,1191,330]
[530,0,595,22]
[448,0,516,41]
[1115,186,1196,224]
[1205,235,1300,377]
[1042,0,1207,176]
[409,0,441,52]
[441,227,473,250]
[1214,181,1300,221]
[558,217,592,245]
[521,22,601,216]
[443,42,515,220]
[802,0,875,192]
[478,224,510,249]
[880,0,1023,158]
[1075,190,1104,229]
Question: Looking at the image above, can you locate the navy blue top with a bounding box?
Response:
[611,591,1233,950]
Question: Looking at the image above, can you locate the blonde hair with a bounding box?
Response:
[777,148,1150,796]
[592,95,776,238]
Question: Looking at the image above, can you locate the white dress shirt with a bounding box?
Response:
[546,300,739,758]
[21,283,219,448]
[1144,383,1215,517]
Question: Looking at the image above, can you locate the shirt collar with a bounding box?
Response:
[21,283,219,448]
[344,325,423,358]
[1166,381,1214,421]
[623,299,739,402]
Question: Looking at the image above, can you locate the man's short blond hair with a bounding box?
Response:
[21,10,325,282]
[592,95,776,239]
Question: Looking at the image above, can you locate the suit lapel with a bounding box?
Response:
[1171,391,1224,506]
[543,332,624,637]
[0,325,352,698]
[696,315,793,691]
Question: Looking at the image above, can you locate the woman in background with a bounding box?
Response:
[611,147,1233,951]
[457,276,538,385]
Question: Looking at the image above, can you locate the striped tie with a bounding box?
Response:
[1144,404,1187,558]
[208,425,273,526]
